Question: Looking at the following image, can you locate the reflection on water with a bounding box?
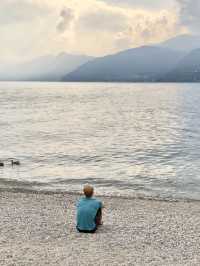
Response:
[0,82,200,200]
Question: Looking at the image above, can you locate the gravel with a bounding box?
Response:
[0,191,200,265]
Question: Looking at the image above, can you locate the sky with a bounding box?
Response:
[0,0,199,64]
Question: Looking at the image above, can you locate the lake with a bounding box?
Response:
[0,82,200,200]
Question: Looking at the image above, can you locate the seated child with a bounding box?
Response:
[76,185,103,233]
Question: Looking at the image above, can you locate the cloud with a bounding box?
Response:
[57,7,74,33]
[0,0,56,63]
[176,0,200,33]
[0,0,182,63]
[96,0,175,10]
[0,0,51,25]
[77,8,128,33]
[74,4,179,55]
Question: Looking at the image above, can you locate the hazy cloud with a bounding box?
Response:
[78,8,128,33]
[96,0,175,9]
[57,7,74,33]
[176,0,200,32]
[0,0,50,25]
[0,0,182,63]
[74,4,179,56]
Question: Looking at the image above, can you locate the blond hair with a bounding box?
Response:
[83,185,94,198]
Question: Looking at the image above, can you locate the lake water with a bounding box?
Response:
[0,82,200,200]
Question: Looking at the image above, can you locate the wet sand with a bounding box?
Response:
[0,191,200,265]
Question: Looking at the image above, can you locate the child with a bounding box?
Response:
[76,185,103,233]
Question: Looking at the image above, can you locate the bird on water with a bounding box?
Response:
[11,160,20,166]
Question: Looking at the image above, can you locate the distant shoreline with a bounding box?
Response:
[1,80,200,83]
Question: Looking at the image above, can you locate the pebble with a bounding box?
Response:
[0,191,200,265]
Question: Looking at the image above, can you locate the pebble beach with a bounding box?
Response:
[0,191,200,265]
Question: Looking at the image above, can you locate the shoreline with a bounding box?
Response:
[1,191,200,265]
[0,187,199,203]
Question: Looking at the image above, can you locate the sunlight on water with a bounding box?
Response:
[0,82,200,200]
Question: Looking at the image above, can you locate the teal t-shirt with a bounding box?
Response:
[76,197,102,231]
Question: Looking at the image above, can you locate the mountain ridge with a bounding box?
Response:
[1,34,200,82]
[160,48,200,82]
[157,34,200,52]
[0,53,93,81]
[63,46,185,82]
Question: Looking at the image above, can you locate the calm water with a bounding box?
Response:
[0,82,200,200]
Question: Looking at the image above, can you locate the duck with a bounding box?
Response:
[11,160,20,166]
[0,161,4,167]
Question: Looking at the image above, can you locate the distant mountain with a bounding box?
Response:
[2,34,200,82]
[0,53,93,81]
[158,34,200,52]
[160,49,200,82]
[63,46,185,82]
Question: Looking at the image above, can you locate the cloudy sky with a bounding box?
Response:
[0,0,198,63]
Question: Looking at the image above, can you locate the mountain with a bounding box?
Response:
[158,34,200,52]
[2,34,200,82]
[160,49,200,82]
[0,53,93,81]
[63,46,185,82]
